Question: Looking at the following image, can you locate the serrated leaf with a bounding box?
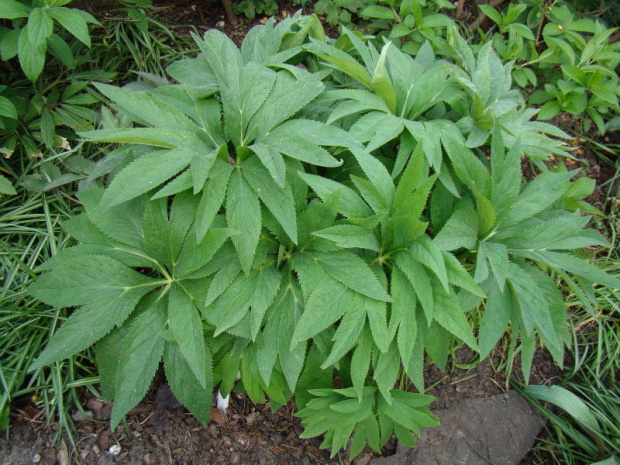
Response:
[312,251,391,302]
[514,250,620,289]
[410,236,449,292]
[94,83,197,132]
[479,279,514,358]
[503,171,574,226]
[433,207,479,251]
[323,302,366,368]
[391,267,418,367]
[79,128,192,149]
[248,143,286,187]
[262,132,341,167]
[277,277,307,391]
[226,169,261,273]
[175,228,230,278]
[292,277,353,344]
[442,251,484,297]
[432,283,478,351]
[242,157,297,244]
[102,149,193,207]
[79,188,146,249]
[29,255,161,308]
[312,225,380,252]
[374,345,400,404]
[95,325,129,400]
[394,251,434,322]
[299,172,372,218]
[250,267,282,339]
[168,284,207,387]
[350,329,373,401]
[164,341,213,425]
[196,161,233,242]
[111,298,166,428]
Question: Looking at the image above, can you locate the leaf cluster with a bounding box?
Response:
[28,14,620,458]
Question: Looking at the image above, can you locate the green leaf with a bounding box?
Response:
[111,298,166,428]
[276,277,306,391]
[29,255,161,308]
[524,385,602,436]
[27,8,53,48]
[262,132,342,168]
[49,7,96,46]
[249,267,282,338]
[0,174,16,195]
[79,128,191,149]
[102,149,193,207]
[292,277,353,344]
[175,228,230,278]
[432,283,478,351]
[95,83,197,132]
[361,5,398,20]
[390,267,417,366]
[312,251,391,302]
[503,171,574,226]
[299,172,372,219]
[515,250,620,289]
[195,161,233,242]
[79,188,146,249]
[18,26,46,81]
[350,329,373,400]
[410,236,449,292]
[164,341,213,425]
[374,345,400,403]
[226,169,262,273]
[478,279,514,358]
[168,284,208,387]
[394,251,434,322]
[0,0,30,18]
[248,143,286,187]
[433,208,479,251]
[0,96,17,120]
[312,225,380,252]
[95,325,129,400]
[242,157,297,244]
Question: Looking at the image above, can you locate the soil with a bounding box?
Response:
[1,2,618,465]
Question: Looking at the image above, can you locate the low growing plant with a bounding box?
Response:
[27,16,620,458]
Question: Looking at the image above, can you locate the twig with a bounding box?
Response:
[610,29,620,44]
[456,0,467,20]
[470,0,509,32]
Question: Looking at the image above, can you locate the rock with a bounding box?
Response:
[143,452,158,465]
[370,391,543,465]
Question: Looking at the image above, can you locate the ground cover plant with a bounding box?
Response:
[20,11,620,459]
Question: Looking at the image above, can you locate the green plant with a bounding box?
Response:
[0,0,98,82]
[234,0,278,20]
[25,16,620,458]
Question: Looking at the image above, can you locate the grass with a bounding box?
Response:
[0,186,100,444]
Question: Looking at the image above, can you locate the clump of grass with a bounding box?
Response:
[0,188,98,444]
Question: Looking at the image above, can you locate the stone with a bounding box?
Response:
[370,391,543,465]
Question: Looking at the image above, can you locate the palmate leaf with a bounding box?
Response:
[276,276,306,391]
[390,267,418,367]
[195,161,234,242]
[431,282,478,351]
[312,224,380,252]
[394,251,434,322]
[111,296,167,429]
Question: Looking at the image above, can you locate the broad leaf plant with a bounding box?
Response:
[28,16,620,458]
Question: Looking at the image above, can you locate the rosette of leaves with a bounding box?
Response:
[27,18,620,459]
